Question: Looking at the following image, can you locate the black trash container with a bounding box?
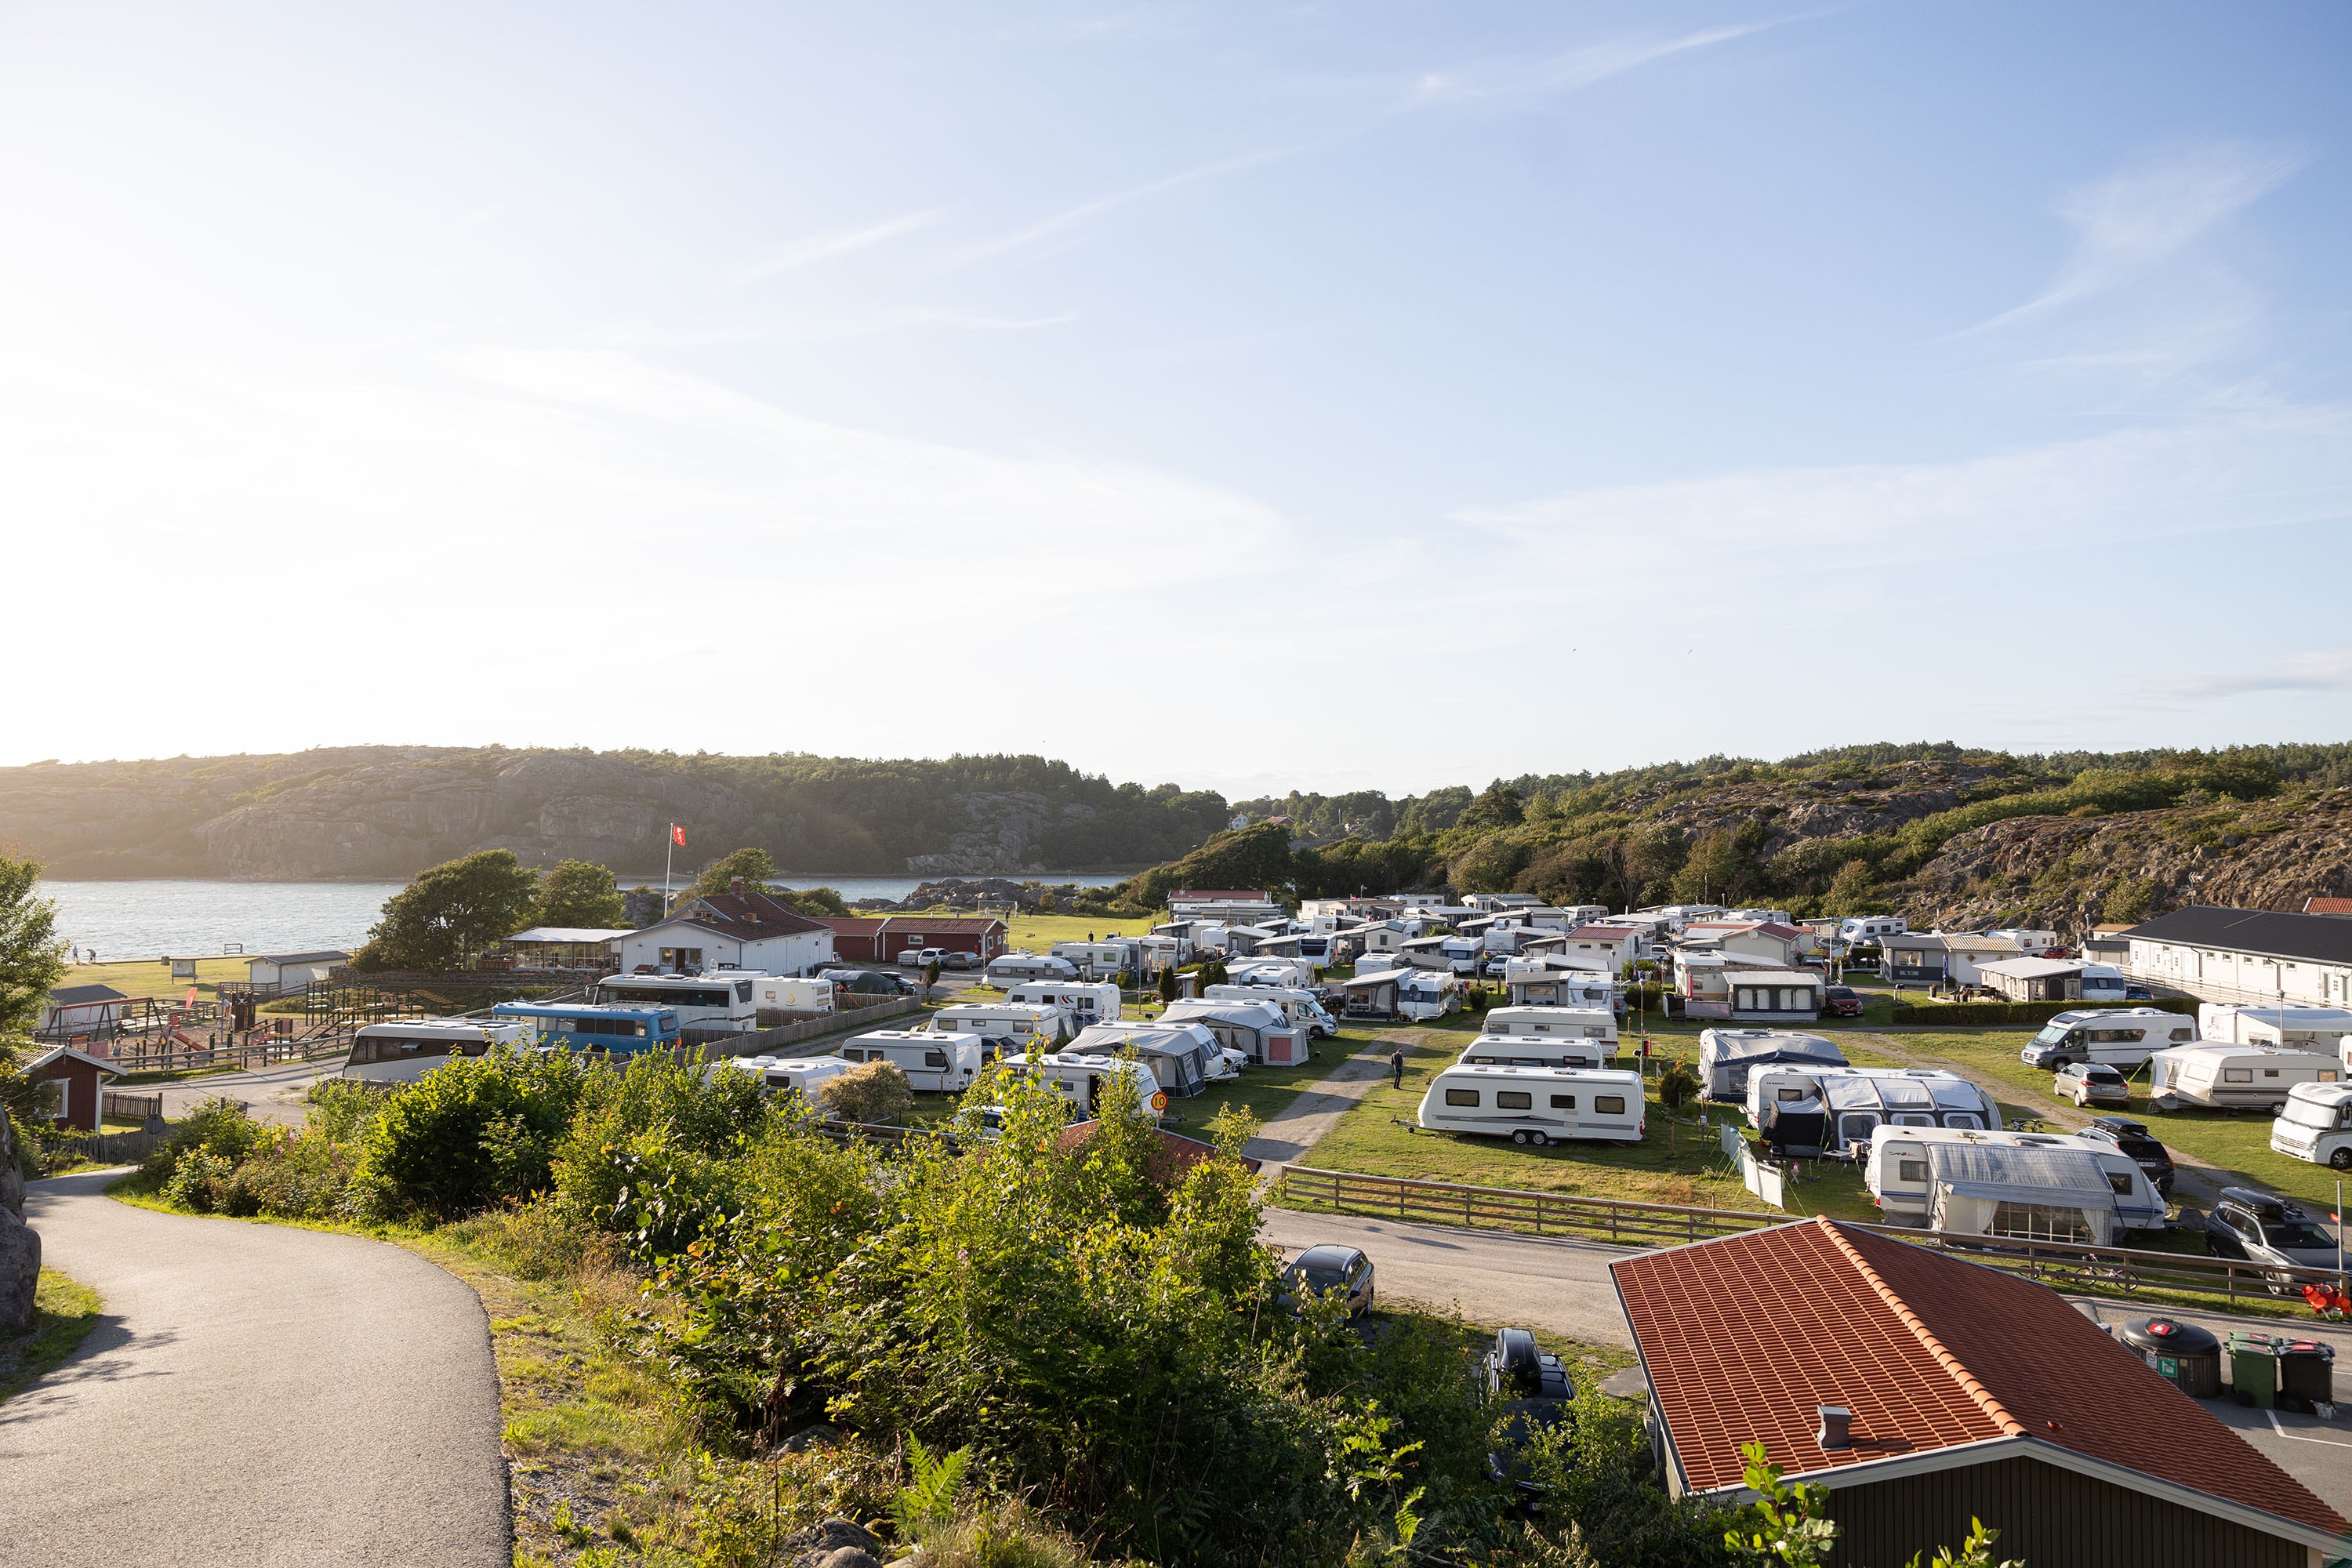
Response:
[2119,1317,2223,1399]
[2278,1341,2336,1412]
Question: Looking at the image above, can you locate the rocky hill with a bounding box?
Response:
[0,748,1230,881]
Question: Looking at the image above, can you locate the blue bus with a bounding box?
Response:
[488,1002,681,1056]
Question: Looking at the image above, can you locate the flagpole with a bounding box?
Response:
[664,825,676,916]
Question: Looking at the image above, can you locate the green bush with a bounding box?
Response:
[217,1127,358,1220]
[160,1146,238,1213]
[446,1195,610,1279]
[817,1059,913,1126]
[551,1052,764,1229]
[140,1096,266,1190]
[303,1077,388,1142]
[349,1049,588,1222]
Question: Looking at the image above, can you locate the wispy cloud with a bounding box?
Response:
[938,140,1327,270]
[2151,646,2352,700]
[1403,18,1791,108]
[731,207,953,283]
[1971,142,2303,332]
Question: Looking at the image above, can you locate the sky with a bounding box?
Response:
[2,2,2349,801]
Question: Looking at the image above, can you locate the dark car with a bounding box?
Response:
[2203,1186,2343,1288]
[2078,1116,2177,1194]
[1277,1244,1376,1319]
[1484,1328,1576,1506]
[2123,984,2154,1001]
[1823,985,1864,1018]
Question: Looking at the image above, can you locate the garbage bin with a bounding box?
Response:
[2277,1340,2336,1414]
[2120,1317,2223,1399]
[2228,1333,2281,1409]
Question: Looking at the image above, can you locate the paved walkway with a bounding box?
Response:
[2,1171,508,1567]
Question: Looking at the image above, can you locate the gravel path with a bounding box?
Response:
[1244,1033,1402,1179]
[1,1171,508,1567]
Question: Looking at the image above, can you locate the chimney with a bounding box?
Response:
[730,877,745,896]
[1816,1405,1852,1451]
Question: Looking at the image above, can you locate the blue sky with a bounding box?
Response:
[2,2,2348,797]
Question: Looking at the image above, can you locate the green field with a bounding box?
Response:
[52,955,251,1000]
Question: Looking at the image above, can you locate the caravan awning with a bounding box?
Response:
[1927,1142,2113,1208]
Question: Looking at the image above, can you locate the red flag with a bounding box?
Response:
[671,824,685,847]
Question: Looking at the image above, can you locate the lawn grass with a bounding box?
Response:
[0,1268,103,1403]
[55,955,251,1000]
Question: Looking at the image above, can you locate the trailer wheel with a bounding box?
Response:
[1512,1130,1530,1145]
[1529,1131,1551,1148]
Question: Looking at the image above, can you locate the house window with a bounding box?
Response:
[1444,1088,1479,1107]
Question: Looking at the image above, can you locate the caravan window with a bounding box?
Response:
[1550,1094,1577,1109]
[924,1051,949,1069]
[1445,1088,1479,1107]
[1942,1113,1985,1131]
[1497,1091,1532,1110]
[2106,1172,2136,1197]
[1595,1096,1627,1115]
[2224,1069,2253,1083]
[1777,1088,1809,1102]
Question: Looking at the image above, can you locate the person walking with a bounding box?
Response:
[1388,1047,1406,1091]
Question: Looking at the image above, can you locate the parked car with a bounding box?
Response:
[2202,1186,2343,1288]
[1823,985,1864,1018]
[2054,1062,2132,1107]
[898,946,947,969]
[939,951,982,971]
[2124,984,2154,1001]
[2078,1116,2177,1194]
[1276,1244,1376,1319]
[1484,1327,1575,1508]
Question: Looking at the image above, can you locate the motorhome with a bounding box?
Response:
[593,971,760,1034]
[984,952,1080,989]
[1204,983,1336,1038]
[2270,1082,2352,1170]
[343,1018,526,1085]
[750,976,834,1019]
[1160,997,1307,1065]
[1479,1007,1619,1051]
[2078,964,2129,1002]
[2147,1044,2341,1111]
[1836,916,1907,947]
[1414,1064,1646,1145]
[713,1054,855,1101]
[1049,942,1135,982]
[489,1002,681,1055]
[923,1002,1072,1054]
[1862,1125,2165,1242]
[1069,1020,1234,1096]
[837,1029,985,1093]
[1697,1029,1847,1102]
[1744,1066,1999,1157]
[1223,956,1316,991]
[1439,935,1486,977]
[1002,980,1123,1028]
[2018,1008,2198,1070]
[2199,1004,2352,1055]
[999,1050,1168,1120]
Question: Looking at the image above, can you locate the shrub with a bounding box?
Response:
[349,1049,589,1222]
[304,1077,388,1142]
[140,1096,266,1189]
[446,1195,611,1280]
[219,1127,358,1220]
[552,1053,764,1229]
[817,1060,913,1126]
[1657,1057,1700,1110]
[161,1146,238,1213]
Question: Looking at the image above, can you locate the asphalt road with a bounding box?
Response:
[2,1170,508,1567]
[145,1056,347,1127]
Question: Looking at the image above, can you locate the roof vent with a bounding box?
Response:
[1816,1405,1853,1451]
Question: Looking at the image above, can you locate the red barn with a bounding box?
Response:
[878,916,1006,964]
[814,917,892,962]
[27,1044,122,1133]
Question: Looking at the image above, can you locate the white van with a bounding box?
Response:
[1745,1066,1998,1158]
[1204,983,1335,1038]
[1003,981,1123,1027]
[2018,1008,2197,1071]
[999,1050,1167,1120]
[1480,1007,1619,1051]
[2147,1044,2340,1110]
[837,1029,984,1093]
[2078,964,2129,1003]
[343,1018,525,1085]
[1414,1064,1645,1146]
[985,952,1080,989]
[925,1002,1072,1053]
[2271,1082,2352,1170]
[2200,1004,2352,1054]
[712,1053,855,1100]
[1862,1125,2165,1236]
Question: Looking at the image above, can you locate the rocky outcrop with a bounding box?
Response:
[0,1114,38,1336]
[902,791,1097,877]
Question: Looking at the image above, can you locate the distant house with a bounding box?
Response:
[27,1044,122,1131]
[248,951,350,991]
[877,916,1007,965]
[40,983,127,1040]
[814,916,892,963]
[1612,1217,2346,1567]
[614,887,836,977]
[1976,956,2089,1004]
[1883,931,2024,989]
[1168,890,1287,924]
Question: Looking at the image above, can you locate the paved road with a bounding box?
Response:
[143,1056,348,1128]
[2,1171,508,1567]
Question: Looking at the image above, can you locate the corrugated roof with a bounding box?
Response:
[2129,905,2352,965]
[881,916,1005,934]
[653,892,831,942]
[47,983,127,1005]
[1975,956,2088,980]
[1612,1218,2345,1539]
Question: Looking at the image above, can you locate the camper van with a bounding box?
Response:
[1414,1064,1646,1145]
[999,1050,1168,1120]
[2078,964,2129,1002]
[1002,981,1123,1027]
[2270,1082,2352,1170]
[1069,1021,1233,1096]
[1049,942,1135,982]
[984,952,1080,990]
[1205,983,1336,1038]
[490,1002,681,1055]
[1160,998,1306,1065]
[1863,1125,2165,1243]
[1479,1007,1619,1051]
[594,971,761,1034]
[2200,1004,2352,1055]
[343,1018,526,1085]
[2018,1007,2196,1070]
[1837,916,1907,947]
[924,1002,1071,1054]
[713,1053,855,1101]
[1224,956,1316,991]
[1697,1029,1847,1102]
[837,1029,985,1093]
[2147,1044,2340,1110]
[1744,1066,1999,1157]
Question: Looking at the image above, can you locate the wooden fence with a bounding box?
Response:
[102,1091,164,1123]
[1276,1164,2352,1311]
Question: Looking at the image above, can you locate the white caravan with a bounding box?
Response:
[999,1050,1168,1120]
[2147,1044,2341,1110]
[2200,1004,2352,1054]
[1224,956,1316,990]
[1160,998,1308,1065]
[1204,983,1336,1038]
[1481,1006,1620,1051]
[712,1054,855,1100]
[984,952,1080,989]
[2018,1008,2197,1070]
[1003,980,1123,1027]
[2078,964,2129,1002]
[1459,1035,1612,1070]
[1414,1064,1645,1145]
[594,972,760,1034]
[343,1018,526,1085]
[837,1029,984,1093]
[1050,942,1134,982]
[1837,916,1907,946]
[924,1002,1072,1053]
[1069,1020,1235,1096]
[1393,970,1461,1021]
[1501,961,1622,1011]
[1862,1125,2165,1237]
[1744,1066,1998,1157]
[1697,1029,1847,1102]
[2270,1082,2352,1171]
[750,976,834,1017]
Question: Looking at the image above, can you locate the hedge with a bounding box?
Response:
[1886,996,2199,1027]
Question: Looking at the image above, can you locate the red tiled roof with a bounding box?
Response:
[1613,1218,2344,1539]
[668,891,831,941]
[2306,897,2352,916]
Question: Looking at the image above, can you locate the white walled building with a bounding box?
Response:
[2122,906,2352,1009]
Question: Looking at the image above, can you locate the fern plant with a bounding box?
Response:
[891,1437,973,1542]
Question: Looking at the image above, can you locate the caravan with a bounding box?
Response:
[2018,1008,2197,1070]
[1160,998,1307,1065]
[1225,956,1316,991]
[713,1054,855,1101]
[924,1002,1072,1054]
[985,952,1081,989]
[1745,1066,1999,1157]
[1049,942,1136,982]
[999,1050,1168,1120]
[1479,1007,1619,1051]
[1204,984,1336,1038]
[2147,1044,2340,1110]
[1069,1020,1235,1096]
[837,1029,985,1093]
[1414,1064,1646,1145]
[2199,1004,2352,1055]
[1862,1125,2165,1239]
[1697,1029,1848,1102]
[1460,1034,1612,1071]
[1003,980,1123,1028]
[343,1018,526,1085]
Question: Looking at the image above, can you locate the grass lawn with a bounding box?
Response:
[0,1268,103,1404]
[56,955,250,1000]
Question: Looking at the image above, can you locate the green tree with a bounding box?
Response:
[1724,1443,1838,1567]
[774,885,848,917]
[1456,782,1526,833]
[1673,830,1751,905]
[0,855,65,1037]
[1824,858,1887,917]
[682,846,777,901]
[535,859,626,928]
[1156,966,1179,1005]
[354,849,543,971]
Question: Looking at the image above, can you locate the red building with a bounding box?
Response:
[811,916,1007,964]
[815,917,893,962]
[28,1044,122,1132]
